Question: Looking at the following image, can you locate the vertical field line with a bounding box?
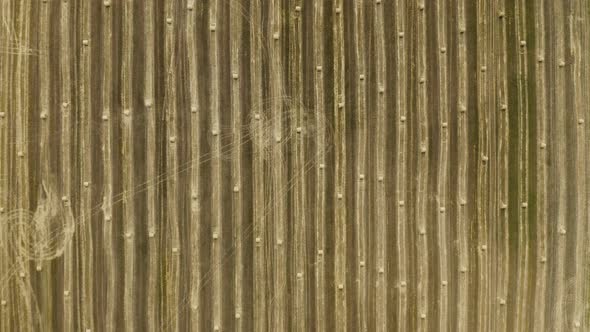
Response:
[269,0,286,329]
[250,0,266,330]
[374,0,387,330]
[101,1,115,330]
[416,1,429,330]
[10,5,27,327]
[313,1,326,330]
[570,0,588,329]
[209,0,223,330]
[333,0,347,330]
[579,0,590,329]
[476,0,490,330]
[38,0,53,329]
[59,0,74,329]
[435,0,449,330]
[514,0,531,329]
[121,0,135,330]
[552,0,567,330]
[352,1,367,330]
[16,1,32,329]
[456,0,469,330]
[186,0,200,330]
[289,0,306,330]
[495,0,510,330]
[0,3,10,329]
[144,0,158,330]
[395,0,409,330]
[164,0,180,329]
[79,0,94,330]
[230,0,244,330]
[532,1,548,331]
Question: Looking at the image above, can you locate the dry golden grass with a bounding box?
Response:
[0,0,589,331]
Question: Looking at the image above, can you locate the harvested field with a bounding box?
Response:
[0,0,589,331]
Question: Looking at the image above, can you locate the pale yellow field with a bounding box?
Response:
[0,0,589,331]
